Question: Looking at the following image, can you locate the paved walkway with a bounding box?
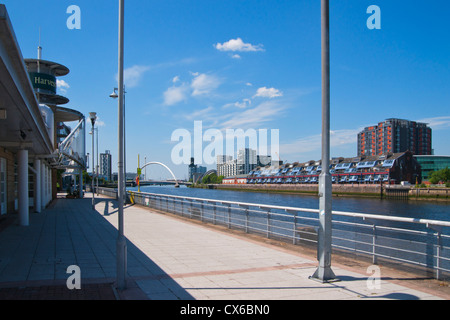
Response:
[0,194,448,300]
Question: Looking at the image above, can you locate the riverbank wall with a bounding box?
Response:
[209,184,450,201]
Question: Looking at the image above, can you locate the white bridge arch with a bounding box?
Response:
[141,162,179,187]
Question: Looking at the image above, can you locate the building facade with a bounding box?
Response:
[217,149,257,178]
[188,157,207,181]
[358,118,432,157]
[237,148,257,175]
[100,150,112,181]
[414,155,450,181]
[217,155,233,177]
[243,151,421,185]
[0,5,86,225]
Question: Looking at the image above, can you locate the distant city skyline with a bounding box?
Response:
[4,0,450,180]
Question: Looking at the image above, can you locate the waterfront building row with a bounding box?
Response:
[223,151,421,185]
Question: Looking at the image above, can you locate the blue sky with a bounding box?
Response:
[3,0,450,179]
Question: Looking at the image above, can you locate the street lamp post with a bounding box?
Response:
[110,85,126,199]
[96,127,99,196]
[115,0,127,291]
[89,112,97,210]
[310,0,338,283]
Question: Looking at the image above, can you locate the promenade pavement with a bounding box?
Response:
[0,193,448,301]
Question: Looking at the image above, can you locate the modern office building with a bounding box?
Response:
[358,118,432,157]
[217,155,233,177]
[237,148,257,175]
[100,150,112,181]
[188,157,207,181]
[217,148,257,178]
[414,155,450,181]
[0,5,86,224]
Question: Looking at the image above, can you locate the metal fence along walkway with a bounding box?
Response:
[98,188,450,281]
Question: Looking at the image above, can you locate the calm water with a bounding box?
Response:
[128,185,450,222]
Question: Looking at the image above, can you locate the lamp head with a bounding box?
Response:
[109,88,119,99]
[89,112,97,126]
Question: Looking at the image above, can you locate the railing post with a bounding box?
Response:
[201,201,204,222]
[373,224,378,265]
[227,204,231,229]
[293,212,297,245]
[213,202,217,225]
[246,208,249,233]
[437,230,442,280]
[267,209,271,239]
[181,198,184,217]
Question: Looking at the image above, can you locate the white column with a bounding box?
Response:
[46,166,50,206]
[34,159,41,213]
[18,149,29,226]
[41,162,46,209]
[79,169,83,198]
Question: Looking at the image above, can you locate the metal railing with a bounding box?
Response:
[105,189,450,280]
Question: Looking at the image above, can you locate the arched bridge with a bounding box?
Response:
[140,161,180,188]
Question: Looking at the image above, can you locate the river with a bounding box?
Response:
[128,185,450,222]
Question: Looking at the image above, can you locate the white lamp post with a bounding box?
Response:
[115,0,127,291]
[89,112,97,210]
[110,86,126,197]
[310,0,338,283]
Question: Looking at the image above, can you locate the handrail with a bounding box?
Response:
[98,188,450,279]
[129,190,450,228]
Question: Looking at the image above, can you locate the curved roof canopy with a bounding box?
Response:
[24,58,70,77]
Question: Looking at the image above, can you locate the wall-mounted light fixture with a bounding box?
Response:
[0,109,6,120]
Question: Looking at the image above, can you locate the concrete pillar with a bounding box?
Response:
[41,162,45,210]
[48,166,52,204]
[79,168,83,198]
[18,149,29,226]
[34,159,41,213]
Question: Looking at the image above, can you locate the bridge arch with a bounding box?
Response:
[196,169,218,183]
[141,162,179,187]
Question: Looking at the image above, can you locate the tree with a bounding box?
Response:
[429,167,450,184]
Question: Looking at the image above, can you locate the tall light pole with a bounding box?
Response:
[110,85,126,198]
[311,0,338,283]
[90,128,99,196]
[89,112,97,210]
[115,0,127,291]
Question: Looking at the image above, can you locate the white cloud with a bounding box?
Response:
[184,106,215,121]
[215,38,264,52]
[254,87,283,99]
[280,129,361,156]
[416,116,450,130]
[57,79,70,94]
[163,85,188,106]
[231,54,241,59]
[95,116,106,127]
[191,73,221,96]
[172,75,180,83]
[220,100,287,129]
[120,65,150,88]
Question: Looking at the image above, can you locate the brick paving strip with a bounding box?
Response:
[0,282,117,300]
